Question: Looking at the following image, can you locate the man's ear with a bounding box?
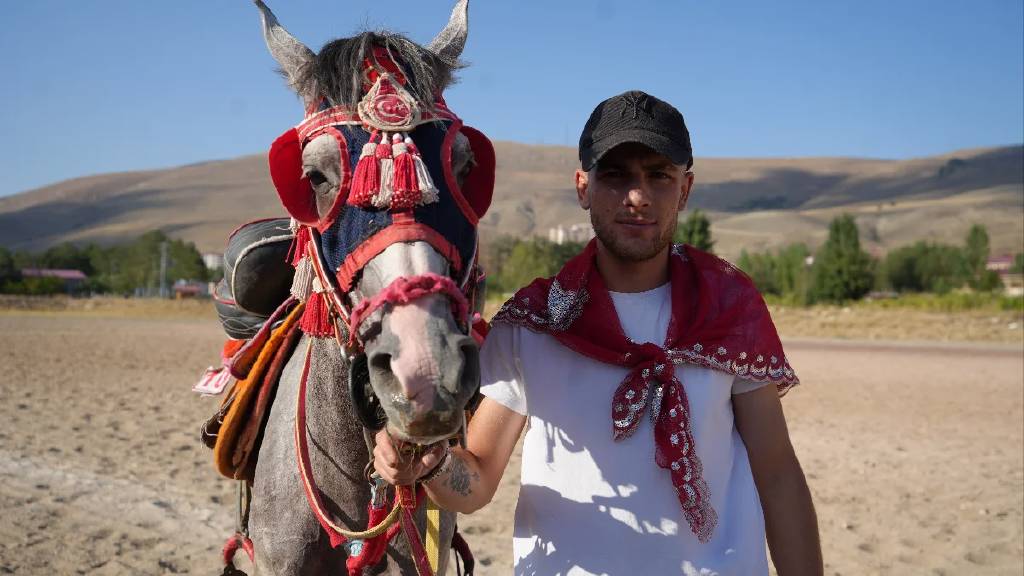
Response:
[575,169,591,210]
[677,171,695,212]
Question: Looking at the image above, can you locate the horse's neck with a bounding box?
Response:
[302,336,374,511]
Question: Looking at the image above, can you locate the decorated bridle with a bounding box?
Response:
[269,46,493,362]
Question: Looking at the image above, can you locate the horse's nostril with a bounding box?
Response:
[368,352,392,376]
[457,340,481,396]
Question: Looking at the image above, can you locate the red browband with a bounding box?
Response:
[297,103,459,143]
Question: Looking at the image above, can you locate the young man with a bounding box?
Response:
[374,91,823,575]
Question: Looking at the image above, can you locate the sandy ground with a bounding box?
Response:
[0,307,1021,575]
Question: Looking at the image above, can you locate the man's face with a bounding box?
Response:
[576,142,693,262]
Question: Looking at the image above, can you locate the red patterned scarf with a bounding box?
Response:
[492,239,799,542]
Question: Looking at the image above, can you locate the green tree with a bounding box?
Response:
[494,238,582,293]
[674,210,714,252]
[882,241,966,294]
[736,243,812,304]
[737,249,778,295]
[810,214,874,303]
[41,242,94,275]
[0,247,16,283]
[1012,253,1024,274]
[963,224,1000,291]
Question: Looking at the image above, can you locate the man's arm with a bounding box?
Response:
[373,396,526,514]
[733,384,823,576]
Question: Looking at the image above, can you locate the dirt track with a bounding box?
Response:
[0,312,1021,575]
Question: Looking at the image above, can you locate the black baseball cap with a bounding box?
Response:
[579,90,693,171]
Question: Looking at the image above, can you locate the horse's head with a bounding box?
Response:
[255,0,494,445]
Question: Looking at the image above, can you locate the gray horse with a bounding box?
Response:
[246,1,486,574]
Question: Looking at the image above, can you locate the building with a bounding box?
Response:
[202,252,224,271]
[547,223,595,245]
[987,255,1023,296]
[20,268,88,294]
[173,279,210,299]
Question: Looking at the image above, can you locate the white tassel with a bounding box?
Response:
[374,156,395,208]
[410,137,440,205]
[290,255,314,301]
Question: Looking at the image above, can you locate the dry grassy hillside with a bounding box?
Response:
[0,143,1020,259]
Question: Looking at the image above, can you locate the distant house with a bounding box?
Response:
[548,223,595,245]
[202,252,223,271]
[173,279,210,299]
[20,268,88,293]
[987,255,1023,296]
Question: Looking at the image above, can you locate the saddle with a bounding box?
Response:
[199,218,301,482]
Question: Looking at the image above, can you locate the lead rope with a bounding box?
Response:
[295,338,443,576]
[294,340,403,545]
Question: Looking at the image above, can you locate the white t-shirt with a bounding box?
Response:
[481,284,769,576]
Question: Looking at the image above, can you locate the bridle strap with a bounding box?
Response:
[348,273,469,348]
[297,103,458,143]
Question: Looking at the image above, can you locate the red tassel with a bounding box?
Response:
[299,292,334,337]
[390,135,420,210]
[288,226,311,266]
[348,140,381,208]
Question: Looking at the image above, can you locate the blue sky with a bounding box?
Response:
[1,0,1021,197]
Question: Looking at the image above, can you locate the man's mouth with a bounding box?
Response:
[615,218,656,227]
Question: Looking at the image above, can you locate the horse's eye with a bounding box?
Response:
[307,170,328,187]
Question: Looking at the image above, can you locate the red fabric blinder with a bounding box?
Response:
[459,125,496,219]
[268,128,318,226]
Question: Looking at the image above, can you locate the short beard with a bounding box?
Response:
[590,212,675,262]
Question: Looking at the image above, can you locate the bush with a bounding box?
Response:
[2,276,65,295]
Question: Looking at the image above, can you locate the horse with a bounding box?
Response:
[236,1,496,574]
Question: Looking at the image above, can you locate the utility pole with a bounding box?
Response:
[159,241,168,299]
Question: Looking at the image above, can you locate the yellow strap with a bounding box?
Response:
[425,497,441,572]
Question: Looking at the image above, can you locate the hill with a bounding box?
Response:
[0,143,1020,260]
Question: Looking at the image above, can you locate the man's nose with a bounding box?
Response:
[624,183,652,208]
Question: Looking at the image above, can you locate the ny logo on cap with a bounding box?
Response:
[620,92,651,119]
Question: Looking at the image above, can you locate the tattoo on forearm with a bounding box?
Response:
[444,456,479,497]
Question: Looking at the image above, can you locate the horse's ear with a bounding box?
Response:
[459,125,495,220]
[254,0,316,104]
[428,0,469,67]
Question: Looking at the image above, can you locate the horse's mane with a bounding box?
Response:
[292,31,462,110]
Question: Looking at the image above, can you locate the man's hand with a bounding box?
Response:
[369,398,527,514]
[372,429,447,486]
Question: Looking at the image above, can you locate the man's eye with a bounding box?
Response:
[651,171,672,180]
[307,170,328,186]
[599,170,624,179]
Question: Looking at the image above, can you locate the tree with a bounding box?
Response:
[494,238,582,294]
[674,210,714,252]
[736,243,812,304]
[810,214,874,303]
[882,241,965,294]
[41,242,94,275]
[0,247,16,283]
[963,224,1000,291]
